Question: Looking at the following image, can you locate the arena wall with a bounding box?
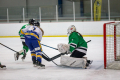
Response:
[0,21,116,37]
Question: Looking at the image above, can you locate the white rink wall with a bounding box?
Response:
[0,21,114,36]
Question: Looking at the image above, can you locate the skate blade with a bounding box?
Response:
[0,67,6,70]
[86,65,91,69]
[90,60,93,64]
[85,60,93,69]
[85,63,92,69]
[33,64,37,67]
[38,66,45,69]
[14,53,17,61]
[22,59,25,62]
[21,58,25,62]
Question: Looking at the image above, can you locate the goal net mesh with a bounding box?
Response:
[103,22,120,69]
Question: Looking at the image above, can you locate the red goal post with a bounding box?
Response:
[103,22,120,69]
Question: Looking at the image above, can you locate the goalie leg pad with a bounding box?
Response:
[60,55,87,69]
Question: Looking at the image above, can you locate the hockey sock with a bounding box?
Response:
[20,46,29,55]
[22,46,29,55]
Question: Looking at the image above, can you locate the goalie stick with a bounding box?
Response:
[42,52,59,66]
[86,40,91,43]
[42,51,68,66]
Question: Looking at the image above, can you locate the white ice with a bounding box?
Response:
[0,37,120,80]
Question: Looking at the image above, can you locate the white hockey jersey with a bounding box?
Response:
[21,25,42,41]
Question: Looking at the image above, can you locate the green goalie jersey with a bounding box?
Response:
[68,32,87,53]
[19,24,30,37]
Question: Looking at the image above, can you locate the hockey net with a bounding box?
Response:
[103,22,120,69]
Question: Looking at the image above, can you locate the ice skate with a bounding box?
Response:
[33,63,37,67]
[36,61,45,69]
[37,63,45,69]
[21,53,26,61]
[0,63,6,69]
[87,60,93,65]
[86,63,89,67]
[85,60,93,69]
[14,52,20,61]
[32,58,37,67]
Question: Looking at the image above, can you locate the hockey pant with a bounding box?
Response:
[25,39,42,63]
[70,48,91,64]
[70,48,87,58]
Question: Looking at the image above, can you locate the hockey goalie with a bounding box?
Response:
[57,25,92,68]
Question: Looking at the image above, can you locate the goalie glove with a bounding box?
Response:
[57,43,70,53]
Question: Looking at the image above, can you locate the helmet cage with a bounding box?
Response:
[67,25,76,36]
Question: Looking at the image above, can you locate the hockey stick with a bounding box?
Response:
[0,43,20,61]
[0,43,18,53]
[42,52,59,66]
[0,40,91,52]
[41,43,58,50]
[41,40,91,51]
[86,40,91,43]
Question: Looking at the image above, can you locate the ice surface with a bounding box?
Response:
[0,37,120,80]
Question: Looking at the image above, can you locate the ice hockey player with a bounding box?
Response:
[14,18,35,61]
[57,25,93,68]
[0,62,6,69]
[21,21,45,69]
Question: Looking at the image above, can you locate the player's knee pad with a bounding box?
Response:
[34,47,42,52]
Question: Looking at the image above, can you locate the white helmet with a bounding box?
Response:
[67,25,76,36]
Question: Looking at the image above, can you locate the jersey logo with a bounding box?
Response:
[33,27,36,31]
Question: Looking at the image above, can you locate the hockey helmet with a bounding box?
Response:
[67,25,76,35]
[34,21,40,26]
[29,18,35,25]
